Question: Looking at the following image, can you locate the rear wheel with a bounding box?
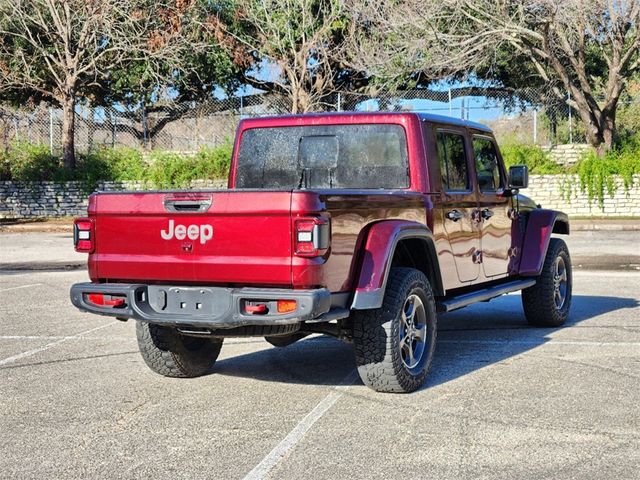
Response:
[136,321,222,378]
[522,238,572,327]
[352,268,437,393]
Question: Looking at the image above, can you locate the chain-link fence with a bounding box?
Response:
[1,88,638,153]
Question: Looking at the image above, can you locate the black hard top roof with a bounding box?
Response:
[243,111,493,133]
[414,112,492,132]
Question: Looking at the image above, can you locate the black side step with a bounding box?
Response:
[436,279,536,313]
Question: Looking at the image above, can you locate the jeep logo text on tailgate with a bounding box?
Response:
[161,220,213,244]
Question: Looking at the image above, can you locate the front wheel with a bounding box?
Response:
[352,268,437,393]
[522,238,572,327]
[136,322,223,378]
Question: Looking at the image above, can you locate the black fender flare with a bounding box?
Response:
[519,209,570,276]
[351,220,443,310]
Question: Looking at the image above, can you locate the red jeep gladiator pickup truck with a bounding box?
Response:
[71,112,572,393]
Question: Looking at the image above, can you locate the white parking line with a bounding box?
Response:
[0,336,74,340]
[438,339,640,346]
[0,322,117,367]
[243,369,359,480]
[0,283,43,293]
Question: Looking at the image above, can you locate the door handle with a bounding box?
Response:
[164,194,212,213]
[446,210,464,221]
[481,208,494,220]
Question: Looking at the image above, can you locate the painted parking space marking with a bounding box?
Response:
[0,321,117,367]
[243,369,359,480]
[438,339,640,346]
[0,335,74,340]
[0,283,43,293]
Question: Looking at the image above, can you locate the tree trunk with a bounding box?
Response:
[61,93,76,169]
[291,89,300,114]
[570,93,618,156]
[580,110,616,157]
[601,113,615,152]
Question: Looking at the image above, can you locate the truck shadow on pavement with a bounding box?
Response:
[213,294,638,389]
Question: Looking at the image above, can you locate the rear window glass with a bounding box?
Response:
[235,124,409,189]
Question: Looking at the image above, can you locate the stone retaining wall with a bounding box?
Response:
[0,176,638,219]
[546,144,591,167]
[0,180,226,219]
[527,174,640,217]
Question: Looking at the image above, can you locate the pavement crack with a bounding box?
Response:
[115,400,153,430]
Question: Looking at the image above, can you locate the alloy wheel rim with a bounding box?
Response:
[553,256,568,310]
[399,294,428,370]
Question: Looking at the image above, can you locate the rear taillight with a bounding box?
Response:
[73,218,94,253]
[294,216,330,257]
[84,293,127,308]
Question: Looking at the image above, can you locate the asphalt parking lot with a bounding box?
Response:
[1,232,639,479]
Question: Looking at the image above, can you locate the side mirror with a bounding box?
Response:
[508,165,528,189]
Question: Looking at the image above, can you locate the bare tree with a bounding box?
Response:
[346,0,640,152]
[229,0,345,113]
[0,0,200,168]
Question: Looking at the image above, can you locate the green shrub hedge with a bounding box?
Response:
[0,142,232,188]
[146,144,233,188]
[500,143,564,174]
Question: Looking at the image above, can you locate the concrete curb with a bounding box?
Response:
[0,262,86,272]
[570,223,640,231]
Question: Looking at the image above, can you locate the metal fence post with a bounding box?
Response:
[568,91,573,144]
[337,92,342,112]
[533,108,537,144]
[49,108,54,154]
[111,109,116,148]
[448,88,452,116]
[142,104,148,149]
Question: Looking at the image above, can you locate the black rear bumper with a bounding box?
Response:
[70,282,332,329]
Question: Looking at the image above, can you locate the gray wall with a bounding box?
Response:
[1,176,638,219]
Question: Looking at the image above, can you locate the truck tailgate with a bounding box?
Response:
[90,191,293,286]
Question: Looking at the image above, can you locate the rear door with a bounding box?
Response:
[436,128,481,284]
[472,134,513,277]
[91,191,294,286]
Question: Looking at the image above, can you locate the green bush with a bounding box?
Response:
[193,143,233,179]
[147,143,232,189]
[572,139,640,208]
[5,142,65,181]
[500,143,564,174]
[81,147,146,182]
[0,150,11,181]
[0,141,232,188]
[147,151,193,188]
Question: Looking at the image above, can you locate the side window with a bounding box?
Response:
[473,137,503,192]
[436,131,470,191]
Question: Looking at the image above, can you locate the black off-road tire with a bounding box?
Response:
[136,321,223,378]
[522,238,572,327]
[352,268,437,393]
